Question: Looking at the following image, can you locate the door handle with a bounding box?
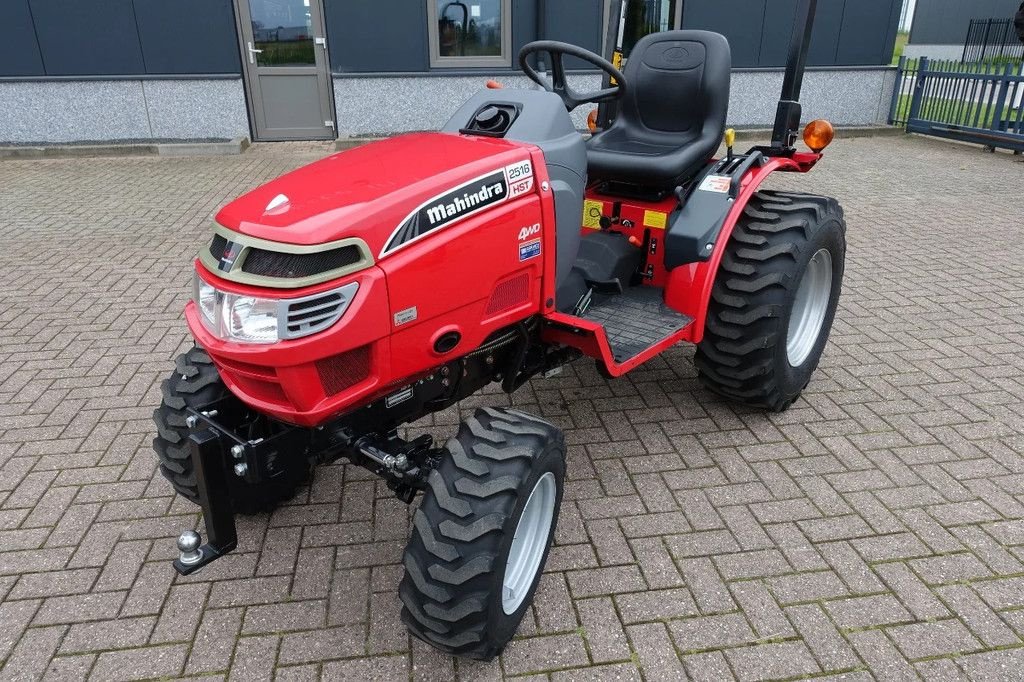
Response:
[247,41,263,64]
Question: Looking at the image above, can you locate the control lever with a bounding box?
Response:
[674,185,686,207]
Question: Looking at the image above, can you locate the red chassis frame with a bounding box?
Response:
[189,134,821,426]
[542,150,821,377]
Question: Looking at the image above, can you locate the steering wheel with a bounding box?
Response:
[518,41,626,111]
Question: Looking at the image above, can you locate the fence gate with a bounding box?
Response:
[962,19,1024,64]
[890,57,1024,153]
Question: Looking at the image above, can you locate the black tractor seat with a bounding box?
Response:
[587,30,732,189]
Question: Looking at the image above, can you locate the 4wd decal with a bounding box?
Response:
[518,223,541,240]
[381,161,534,256]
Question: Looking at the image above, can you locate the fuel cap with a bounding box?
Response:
[474,106,505,131]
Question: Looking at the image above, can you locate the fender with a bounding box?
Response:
[667,151,821,344]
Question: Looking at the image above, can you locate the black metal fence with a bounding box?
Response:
[889,56,1024,152]
[962,18,1024,64]
[889,56,922,127]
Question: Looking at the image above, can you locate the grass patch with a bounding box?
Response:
[892,32,909,66]
[893,93,1022,129]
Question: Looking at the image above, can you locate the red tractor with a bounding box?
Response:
[154,0,845,660]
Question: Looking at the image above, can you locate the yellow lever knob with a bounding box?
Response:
[724,128,736,148]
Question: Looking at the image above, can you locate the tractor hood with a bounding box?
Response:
[215,132,536,257]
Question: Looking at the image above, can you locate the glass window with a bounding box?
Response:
[428,0,511,68]
[249,0,315,66]
[621,0,679,58]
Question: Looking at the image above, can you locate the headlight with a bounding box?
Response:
[193,272,279,344]
[192,272,358,344]
[194,277,218,326]
[226,295,279,343]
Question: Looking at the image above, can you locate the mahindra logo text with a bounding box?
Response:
[426,182,505,226]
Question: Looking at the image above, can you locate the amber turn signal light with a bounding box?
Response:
[803,119,835,152]
[587,109,599,133]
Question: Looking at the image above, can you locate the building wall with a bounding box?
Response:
[332,67,897,137]
[326,0,902,73]
[0,0,247,143]
[684,0,903,67]
[0,0,241,77]
[0,0,901,143]
[909,0,1021,46]
[325,0,602,73]
[0,80,249,144]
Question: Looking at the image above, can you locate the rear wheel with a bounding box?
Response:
[152,347,312,514]
[695,190,846,411]
[399,407,565,660]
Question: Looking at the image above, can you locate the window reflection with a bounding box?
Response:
[622,0,678,58]
[437,0,503,57]
[249,0,315,66]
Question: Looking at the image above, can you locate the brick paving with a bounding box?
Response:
[0,135,1022,681]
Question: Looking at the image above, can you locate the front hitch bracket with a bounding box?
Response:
[173,426,238,576]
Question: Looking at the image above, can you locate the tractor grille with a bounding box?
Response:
[282,284,357,340]
[242,246,363,279]
[209,234,229,261]
[316,345,371,396]
[201,227,372,289]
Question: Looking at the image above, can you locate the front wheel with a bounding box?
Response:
[695,190,846,411]
[399,407,565,660]
[151,347,312,514]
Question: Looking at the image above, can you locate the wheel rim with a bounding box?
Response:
[502,472,556,615]
[787,248,833,367]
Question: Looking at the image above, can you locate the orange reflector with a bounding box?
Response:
[587,110,599,133]
[486,80,504,89]
[803,119,835,152]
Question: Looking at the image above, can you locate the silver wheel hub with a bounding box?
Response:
[502,472,556,615]
[787,248,833,367]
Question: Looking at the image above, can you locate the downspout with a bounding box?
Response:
[536,0,548,71]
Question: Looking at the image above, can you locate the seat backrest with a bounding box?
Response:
[617,30,731,153]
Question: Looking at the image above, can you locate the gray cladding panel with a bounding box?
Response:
[0,0,44,76]
[910,0,1022,45]
[325,0,429,72]
[4,0,241,77]
[134,0,242,75]
[685,0,900,66]
[325,0,601,74]
[836,0,902,66]
[543,0,605,68]
[684,0,765,67]
[758,0,845,67]
[29,0,145,76]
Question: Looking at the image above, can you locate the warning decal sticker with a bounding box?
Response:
[583,200,604,229]
[698,175,732,194]
[643,210,668,229]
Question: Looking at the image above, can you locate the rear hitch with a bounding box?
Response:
[173,427,238,575]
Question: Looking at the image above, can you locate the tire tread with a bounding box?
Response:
[696,190,845,411]
[399,407,564,660]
